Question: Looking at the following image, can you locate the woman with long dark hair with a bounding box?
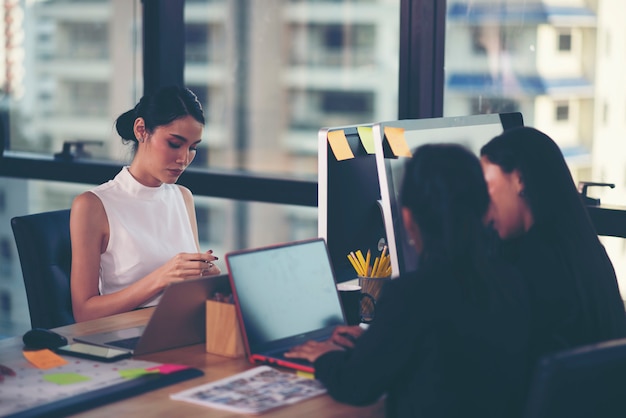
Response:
[480,126,626,364]
[286,143,530,418]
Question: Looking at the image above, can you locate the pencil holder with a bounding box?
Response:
[358,275,392,321]
[205,300,245,358]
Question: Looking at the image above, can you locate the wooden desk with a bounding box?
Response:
[41,309,385,417]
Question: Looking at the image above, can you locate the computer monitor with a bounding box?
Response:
[318,124,387,283]
[374,112,524,277]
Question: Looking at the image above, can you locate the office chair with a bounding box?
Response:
[11,209,75,329]
[524,337,626,418]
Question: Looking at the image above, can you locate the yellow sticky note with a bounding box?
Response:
[328,130,354,161]
[357,126,375,154]
[296,370,315,379]
[23,349,68,370]
[384,127,412,157]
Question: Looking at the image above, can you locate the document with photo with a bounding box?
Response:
[170,366,327,414]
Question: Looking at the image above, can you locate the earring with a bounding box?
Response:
[519,190,525,197]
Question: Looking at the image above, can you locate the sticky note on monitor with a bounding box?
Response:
[384,127,412,157]
[328,130,354,161]
[357,126,375,154]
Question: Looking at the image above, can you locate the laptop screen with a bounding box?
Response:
[227,238,345,352]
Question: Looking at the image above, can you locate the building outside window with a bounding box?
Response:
[445,0,626,295]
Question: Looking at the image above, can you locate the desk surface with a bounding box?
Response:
[11,308,384,417]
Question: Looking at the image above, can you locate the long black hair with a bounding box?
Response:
[481,126,626,341]
[115,86,205,153]
[400,143,496,300]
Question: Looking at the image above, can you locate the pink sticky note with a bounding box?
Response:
[146,364,190,375]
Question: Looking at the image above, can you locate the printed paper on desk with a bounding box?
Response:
[384,126,412,157]
[170,365,326,414]
[328,130,354,161]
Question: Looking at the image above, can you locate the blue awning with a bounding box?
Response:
[561,145,590,160]
[447,73,593,96]
[448,2,596,25]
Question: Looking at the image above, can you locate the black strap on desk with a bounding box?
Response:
[6,367,204,418]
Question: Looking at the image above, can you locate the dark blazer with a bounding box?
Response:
[502,223,626,366]
[314,260,531,418]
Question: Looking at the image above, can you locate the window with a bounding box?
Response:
[556,102,570,121]
[470,97,520,115]
[322,91,372,114]
[0,291,11,319]
[324,25,344,49]
[186,24,209,63]
[446,0,626,298]
[0,238,12,277]
[470,27,487,55]
[0,0,622,338]
[195,206,212,243]
[558,31,573,52]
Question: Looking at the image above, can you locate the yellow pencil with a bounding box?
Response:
[355,250,367,273]
[347,254,363,276]
[349,252,365,276]
[382,255,391,276]
[365,249,371,276]
[378,255,389,277]
[378,246,389,277]
[371,256,380,278]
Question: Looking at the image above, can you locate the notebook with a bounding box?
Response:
[74,274,230,356]
[226,238,346,373]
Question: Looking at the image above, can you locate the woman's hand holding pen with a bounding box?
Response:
[153,250,220,287]
[198,250,221,276]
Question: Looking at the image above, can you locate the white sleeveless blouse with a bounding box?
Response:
[90,167,198,307]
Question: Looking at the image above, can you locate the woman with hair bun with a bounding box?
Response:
[70,86,220,322]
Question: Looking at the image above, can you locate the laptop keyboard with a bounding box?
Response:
[107,336,140,350]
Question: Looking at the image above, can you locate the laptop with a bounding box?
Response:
[74,274,230,356]
[226,238,346,373]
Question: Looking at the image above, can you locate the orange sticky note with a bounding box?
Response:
[328,130,354,161]
[384,127,412,157]
[357,126,375,154]
[23,349,68,369]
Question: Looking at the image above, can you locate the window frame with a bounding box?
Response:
[0,0,442,206]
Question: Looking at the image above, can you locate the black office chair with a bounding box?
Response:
[11,209,75,329]
[524,337,626,418]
